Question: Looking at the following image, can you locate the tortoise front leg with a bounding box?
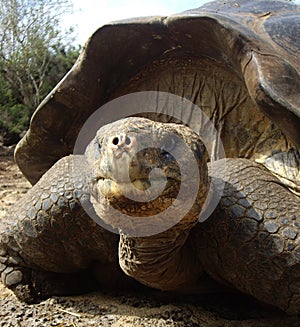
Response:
[196,158,300,314]
[0,155,121,302]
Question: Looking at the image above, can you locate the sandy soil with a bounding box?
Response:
[0,153,299,326]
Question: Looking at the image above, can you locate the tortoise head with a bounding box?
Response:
[84,117,209,236]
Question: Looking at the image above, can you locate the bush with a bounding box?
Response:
[0,103,31,145]
[0,45,81,146]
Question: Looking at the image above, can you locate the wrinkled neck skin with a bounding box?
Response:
[119,224,201,291]
[117,174,210,291]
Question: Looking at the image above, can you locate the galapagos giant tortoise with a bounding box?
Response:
[1,0,300,314]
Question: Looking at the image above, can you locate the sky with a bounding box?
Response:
[64,0,213,45]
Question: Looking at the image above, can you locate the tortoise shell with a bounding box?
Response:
[15,0,300,185]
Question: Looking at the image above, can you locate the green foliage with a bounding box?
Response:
[0,45,80,145]
[0,103,30,144]
[0,0,80,145]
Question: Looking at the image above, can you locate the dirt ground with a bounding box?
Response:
[0,153,299,326]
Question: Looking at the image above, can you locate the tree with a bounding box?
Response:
[0,0,80,145]
[0,0,75,109]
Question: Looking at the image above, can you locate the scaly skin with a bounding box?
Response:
[194,159,300,313]
[0,156,128,302]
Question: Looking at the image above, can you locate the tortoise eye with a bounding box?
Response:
[125,136,131,145]
[94,140,101,159]
[162,136,176,153]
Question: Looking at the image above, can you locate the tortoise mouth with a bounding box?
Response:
[95,176,179,200]
[88,174,180,217]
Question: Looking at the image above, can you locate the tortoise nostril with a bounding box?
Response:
[111,135,133,148]
[112,137,119,145]
[125,136,131,145]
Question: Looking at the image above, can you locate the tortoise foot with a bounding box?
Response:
[0,251,97,303]
[9,270,98,303]
[0,259,38,303]
[0,249,27,291]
